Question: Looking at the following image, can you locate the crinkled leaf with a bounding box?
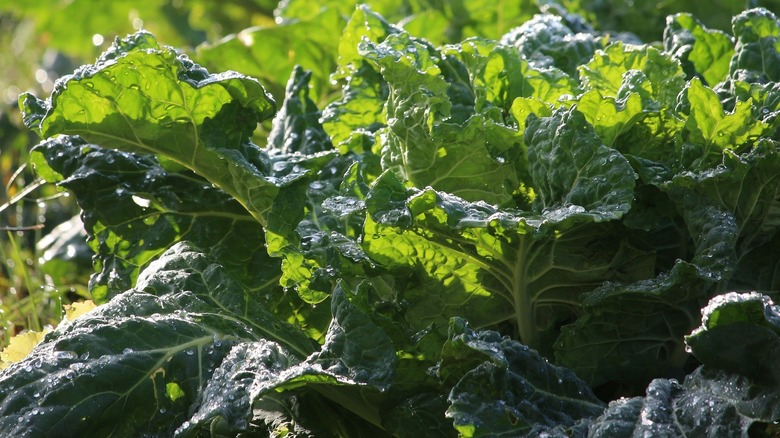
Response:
[443,37,579,113]
[321,63,389,147]
[29,136,280,303]
[556,190,739,386]
[500,13,603,76]
[667,140,780,289]
[320,5,398,153]
[524,107,636,219]
[0,243,397,437]
[135,242,316,357]
[730,8,780,83]
[728,80,780,130]
[440,318,604,437]
[579,41,686,109]
[266,156,373,305]
[589,367,780,437]
[360,32,526,205]
[607,110,684,172]
[509,96,554,136]
[686,292,780,383]
[664,13,734,87]
[179,285,396,435]
[20,31,336,232]
[0,241,316,436]
[556,261,714,386]
[664,13,734,85]
[334,4,401,80]
[680,78,768,169]
[575,89,647,147]
[364,171,648,351]
[0,291,238,437]
[268,66,333,155]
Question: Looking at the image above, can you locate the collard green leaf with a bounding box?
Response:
[605,110,684,172]
[179,285,396,435]
[443,37,579,113]
[556,261,713,386]
[334,4,401,80]
[30,136,281,303]
[557,187,740,386]
[269,66,333,155]
[589,367,780,437]
[680,78,768,169]
[575,89,646,147]
[266,102,373,305]
[439,318,604,437]
[360,32,525,205]
[0,243,397,437]
[321,63,389,147]
[728,79,780,131]
[686,292,780,383]
[730,8,780,83]
[667,140,780,289]
[524,107,636,219]
[320,5,397,152]
[0,241,305,437]
[500,13,603,76]
[135,242,316,358]
[364,170,646,352]
[579,41,686,109]
[20,31,337,232]
[0,291,238,437]
[664,13,734,85]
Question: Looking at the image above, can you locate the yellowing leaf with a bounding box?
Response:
[63,300,97,321]
[0,329,50,369]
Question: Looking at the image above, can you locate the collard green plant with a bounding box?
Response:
[4,3,780,437]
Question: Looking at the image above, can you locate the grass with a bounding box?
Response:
[0,110,89,351]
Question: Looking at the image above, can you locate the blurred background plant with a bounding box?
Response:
[1,0,775,350]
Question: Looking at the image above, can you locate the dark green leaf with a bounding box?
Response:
[589,367,780,437]
[686,292,780,383]
[525,107,636,218]
[556,261,713,386]
[500,13,602,76]
[269,66,333,155]
[29,136,280,303]
[730,8,780,83]
[440,318,604,437]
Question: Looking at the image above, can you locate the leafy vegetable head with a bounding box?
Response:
[7,4,780,436]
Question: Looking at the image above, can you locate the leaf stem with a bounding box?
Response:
[513,235,535,347]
